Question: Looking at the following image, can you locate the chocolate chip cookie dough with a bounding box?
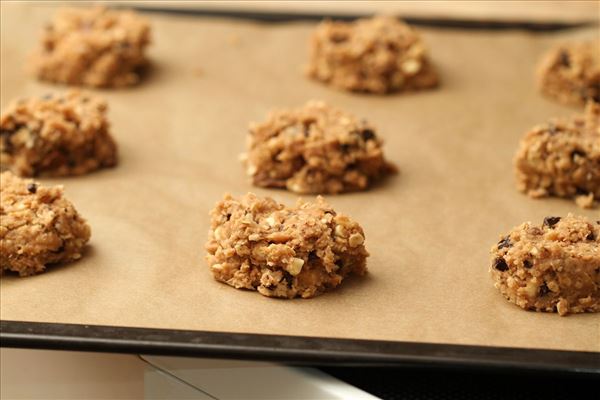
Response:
[205,193,368,299]
[490,215,599,316]
[242,100,397,194]
[30,7,151,88]
[0,172,91,277]
[306,16,438,94]
[537,41,600,106]
[0,91,117,177]
[514,102,600,209]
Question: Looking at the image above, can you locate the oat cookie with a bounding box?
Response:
[30,7,151,88]
[514,102,600,209]
[306,16,438,94]
[490,214,599,316]
[537,41,600,106]
[205,193,368,299]
[243,101,396,194]
[0,171,91,277]
[0,91,117,177]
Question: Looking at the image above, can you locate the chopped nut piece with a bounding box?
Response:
[348,233,364,247]
[401,59,421,75]
[287,258,305,276]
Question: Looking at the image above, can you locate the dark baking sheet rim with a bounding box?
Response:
[1,320,599,375]
[1,6,599,376]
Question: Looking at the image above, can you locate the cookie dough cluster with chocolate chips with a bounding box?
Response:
[242,100,397,195]
[490,214,599,316]
[537,41,600,106]
[30,6,151,88]
[0,171,91,276]
[514,102,600,209]
[0,90,118,177]
[306,16,439,94]
[206,193,368,299]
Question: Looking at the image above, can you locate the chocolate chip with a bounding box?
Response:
[283,271,294,288]
[302,119,315,137]
[360,129,376,141]
[523,260,532,268]
[558,50,570,67]
[493,258,509,272]
[0,126,18,137]
[225,213,232,221]
[497,236,512,250]
[539,282,550,296]
[587,231,596,241]
[340,143,352,153]
[571,149,587,160]
[543,216,561,228]
[26,183,37,194]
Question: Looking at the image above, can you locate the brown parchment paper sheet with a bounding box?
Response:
[1,2,599,353]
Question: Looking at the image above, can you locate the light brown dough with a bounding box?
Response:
[490,214,599,316]
[514,102,600,209]
[0,90,117,177]
[30,7,151,88]
[206,193,368,299]
[0,171,91,277]
[306,16,438,94]
[243,100,396,194]
[536,41,600,106]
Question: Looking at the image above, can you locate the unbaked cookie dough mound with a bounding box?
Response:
[0,91,118,177]
[243,100,397,194]
[306,16,438,94]
[490,214,599,316]
[30,7,151,88]
[205,193,368,299]
[536,41,600,106]
[0,172,91,277]
[514,102,600,209]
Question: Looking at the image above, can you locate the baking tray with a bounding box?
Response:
[1,3,599,374]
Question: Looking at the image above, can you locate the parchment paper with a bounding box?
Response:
[1,2,599,353]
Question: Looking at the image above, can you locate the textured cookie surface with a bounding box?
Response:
[243,100,396,194]
[30,7,150,88]
[206,193,368,299]
[306,16,438,94]
[490,214,599,316]
[514,102,600,209]
[0,171,91,277]
[0,91,117,177]
[537,41,600,106]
